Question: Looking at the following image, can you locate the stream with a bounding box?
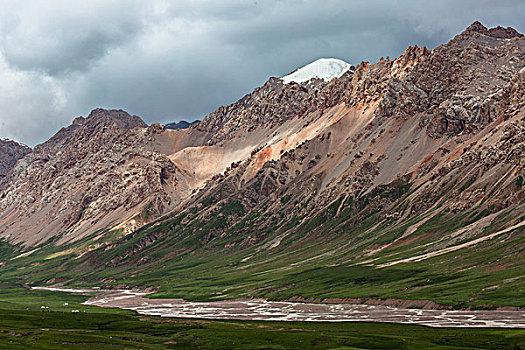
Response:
[32,287,525,328]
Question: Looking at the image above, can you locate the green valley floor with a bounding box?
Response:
[0,287,524,349]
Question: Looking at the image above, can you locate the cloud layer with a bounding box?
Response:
[0,0,524,146]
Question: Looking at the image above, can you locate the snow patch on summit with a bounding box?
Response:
[282,58,352,84]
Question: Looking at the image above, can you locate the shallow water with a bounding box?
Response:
[32,287,525,328]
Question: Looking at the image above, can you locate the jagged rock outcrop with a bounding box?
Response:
[0,139,31,179]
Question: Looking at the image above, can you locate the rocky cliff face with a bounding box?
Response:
[0,139,31,179]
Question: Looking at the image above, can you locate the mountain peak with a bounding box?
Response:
[165,120,200,130]
[464,21,523,39]
[35,108,147,153]
[85,108,147,130]
[281,58,352,84]
[465,21,487,33]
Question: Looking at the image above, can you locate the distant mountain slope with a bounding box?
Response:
[0,22,524,308]
[165,120,200,130]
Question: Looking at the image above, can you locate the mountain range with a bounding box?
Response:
[0,22,524,309]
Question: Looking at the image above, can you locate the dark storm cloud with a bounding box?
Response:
[0,0,523,146]
[0,0,146,75]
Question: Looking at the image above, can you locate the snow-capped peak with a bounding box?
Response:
[281,58,352,84]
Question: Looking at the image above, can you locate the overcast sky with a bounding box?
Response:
[0,0,523,146]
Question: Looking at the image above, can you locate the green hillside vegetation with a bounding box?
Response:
[0,190,523,309]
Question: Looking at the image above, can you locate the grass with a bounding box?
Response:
[1,208,524,308]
